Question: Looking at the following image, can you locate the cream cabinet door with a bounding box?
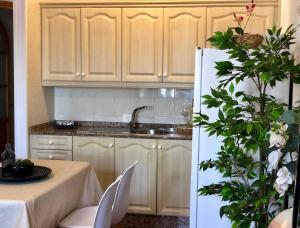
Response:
[73,136,115,191]
[157,140,192,216]
[207,7,275,46]
[81,8,121,82]
[163,8,206,83]
[122,8,163,82]
[42,8,81,81]
[115,138,157,214]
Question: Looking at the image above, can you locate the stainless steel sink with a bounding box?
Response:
[131,128,176,135]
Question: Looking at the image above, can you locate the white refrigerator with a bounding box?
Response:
[189,48,289,228]
[190,48,232,228]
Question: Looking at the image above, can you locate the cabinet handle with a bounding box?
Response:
[48,140,53,145]
[158,145,162,150]
[157,73,162,78]
[152,145,156,149]
[108,143,113,148]
[82,72,86,77]
[49,155,54,160]
[76,72,80,77]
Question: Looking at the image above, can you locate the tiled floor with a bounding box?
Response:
[116,214,189,228]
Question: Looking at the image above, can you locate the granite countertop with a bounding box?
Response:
[29,122,192,140]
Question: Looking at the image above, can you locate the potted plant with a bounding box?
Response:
[11,159,34,178]
[193,24,300,227]
[231,1,264,48]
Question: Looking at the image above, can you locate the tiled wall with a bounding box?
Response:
[54,88,194,124]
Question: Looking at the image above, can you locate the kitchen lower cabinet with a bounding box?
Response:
[157,140,192,216]
[30,135,73,161]
[31,134,192,216]
[73,136,115,191]
[31,149,72,161]
[115,138,157,215]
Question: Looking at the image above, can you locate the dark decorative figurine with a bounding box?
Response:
[1,144,16,177]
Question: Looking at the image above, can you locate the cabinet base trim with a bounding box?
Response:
[42,80,194,89]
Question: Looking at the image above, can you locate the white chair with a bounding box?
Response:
[58,176,122,228]
[111,161,139,226]
[269,208,293,228]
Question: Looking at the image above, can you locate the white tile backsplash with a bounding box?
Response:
[54,87,193,124]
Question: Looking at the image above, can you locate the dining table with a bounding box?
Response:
[0,159,103,228]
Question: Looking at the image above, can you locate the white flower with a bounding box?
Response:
[274,167,293,196]
[280,124,288,133]
[268,150,282,170]
[274,182,289,197]
[269,131,287,148]
[283,152,298,164]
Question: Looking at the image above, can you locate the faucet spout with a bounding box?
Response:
[129,106,148,132]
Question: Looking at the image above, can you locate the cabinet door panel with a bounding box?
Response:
[122,8,163,82]
[115,138,157,214]
[42,8,81,81]
[157,140,192,216]
[207,7,275,46]
[163,8,206,83]
[73,136,115,191]
[81,8,121,82]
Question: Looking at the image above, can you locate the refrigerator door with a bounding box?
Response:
[196,49,231,228]
[190,48,202,228]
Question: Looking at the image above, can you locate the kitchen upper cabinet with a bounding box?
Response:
[81,8,121,82]
[207,7,275,46]
[73,136,115,190]
[42,8,81,81]
[42,8,121,83]
[122,8,163,83]
[157,140,192,216]
[115,138,157,214]
[163,8,206,83]
[41,4,276,87]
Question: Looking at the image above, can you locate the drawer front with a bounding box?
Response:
[30,135,72,150]
[30,149,72,161]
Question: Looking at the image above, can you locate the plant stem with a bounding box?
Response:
[243,14,252,32]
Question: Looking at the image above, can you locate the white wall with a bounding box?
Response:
[13,0,28,158]
[281,0,300,104]
[55,88,193,124]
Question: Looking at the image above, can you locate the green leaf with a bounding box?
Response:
[271,110,281,119]
[246,124,253,134]
[218,110,225,121]
[215,61,234,76]
[260,72,271,82]
[219,206,226,218]
[234,27,244,35]
[229,83,234,94]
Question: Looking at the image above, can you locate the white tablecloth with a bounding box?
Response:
[0,160,102,228]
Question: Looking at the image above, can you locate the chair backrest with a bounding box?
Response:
[111,161,139,226]
[93,175,122,228]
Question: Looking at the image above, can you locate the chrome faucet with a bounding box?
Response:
[129,106,148,132]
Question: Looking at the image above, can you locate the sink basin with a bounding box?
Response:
[131,128,176,135]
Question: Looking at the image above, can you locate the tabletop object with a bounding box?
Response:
[0,160,102,228]
[0,166,51,182]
